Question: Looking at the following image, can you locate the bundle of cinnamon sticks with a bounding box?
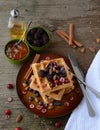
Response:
[55,23,85,53]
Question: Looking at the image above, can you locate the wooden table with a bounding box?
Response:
[0,0,100,130]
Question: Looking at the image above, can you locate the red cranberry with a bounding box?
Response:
[5,109,11,115]
[54,80,59,84]
[7,84,13,89]
[14,127,22,130]
[55,121,61,128]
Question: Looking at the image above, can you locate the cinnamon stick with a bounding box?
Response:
[24,54,40,80]
[69,23,74,45]
[56,30,83,48]
[56,30,69,44]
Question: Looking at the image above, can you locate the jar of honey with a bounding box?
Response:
[8,9,26,39]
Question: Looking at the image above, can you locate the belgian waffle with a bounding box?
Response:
[30,57,75,104]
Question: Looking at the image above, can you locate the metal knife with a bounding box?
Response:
[68,54,95,117]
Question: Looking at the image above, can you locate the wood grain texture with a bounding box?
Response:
[0,0,100,129]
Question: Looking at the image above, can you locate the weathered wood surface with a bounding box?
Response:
[0,0,100,130]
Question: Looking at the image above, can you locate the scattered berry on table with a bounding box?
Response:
[55,121,61,128]
[4,109,11,115]
[7,97,13,102]
[14,127,22,130]
[4,115,10,120]
[7,84,13,89]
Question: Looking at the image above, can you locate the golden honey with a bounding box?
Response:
[9,23,26,39]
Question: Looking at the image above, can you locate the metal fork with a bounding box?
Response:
[71,71,100,98]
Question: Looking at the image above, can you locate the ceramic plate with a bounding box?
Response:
[16,53,83,118]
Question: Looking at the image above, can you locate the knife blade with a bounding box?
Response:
[68,54,95,117]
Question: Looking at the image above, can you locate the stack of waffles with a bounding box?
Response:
[29,57,74,104]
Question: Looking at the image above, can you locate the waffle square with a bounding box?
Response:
[29,57,74,104]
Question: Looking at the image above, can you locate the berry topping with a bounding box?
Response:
[29,96,34,101]
[55,101,62,106]
[38,101,43,106]
[64,101,70,107]
[45,56,51,60]
[30,104,35,108]
[41,108,47,113]
[22,90,27,95]
[46,74,53,81]
[33,90,40,97]
[38,70,46,78]
[49,62,54,67]
[50,82,55,88]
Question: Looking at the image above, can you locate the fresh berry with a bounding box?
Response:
[5,109,11,115]
[59,70,66,77]
[50,82,55,88]
[59,77,65,83]
[45,56,50,60]
[54,79,59,84]
[49,62,54,67]
[4,115,10,120]
[47,74,53,81]
[55,101,61,106]
[55,121,61,128]
[64,79,70,83]
[14,127,22,130]
[38,101,43,106]
[7,84,13,89]
[7,97,13,102]
[38,70,46,78]
[22,90,27,95]
[45,67,49,74]
[33,90,40,97]
[28,96,33,101]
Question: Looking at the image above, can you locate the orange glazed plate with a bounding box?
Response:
[16,53,83,118]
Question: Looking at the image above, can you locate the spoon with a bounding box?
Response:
[14,20,32,46]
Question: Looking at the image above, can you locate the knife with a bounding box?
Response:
[68,54,95,117]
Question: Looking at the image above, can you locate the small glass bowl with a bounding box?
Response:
[25,26,50,52]
[4,39,30,64]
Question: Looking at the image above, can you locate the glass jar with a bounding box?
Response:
[8,9,26,39]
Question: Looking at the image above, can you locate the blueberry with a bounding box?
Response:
[33,90,40,97]
[59,70,67,77]
[47,74,53,81]
[38,101,43,106]
[23,80,31,85]
[38,70,46,78]
[55,65,61,70]
[45,67,49,74]
[49,62,54,67]
[55,101,62,106]
[29,96,33,101]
